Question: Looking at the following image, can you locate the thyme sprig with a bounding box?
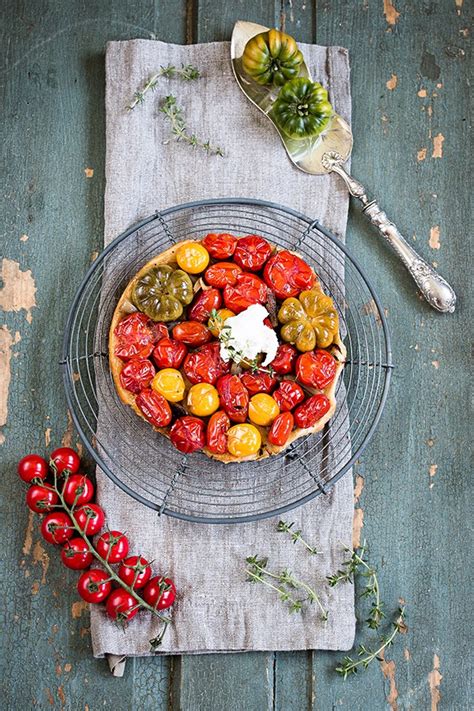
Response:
[160,96,224,156]
[327,541,384,629]
[210,310,275,375]
[127,64,200,110]
[45,462,172,650]
[335,607,406,679]
[277,520,319,555]
[245,555,327,620]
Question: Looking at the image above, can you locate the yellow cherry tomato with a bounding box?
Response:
[248,393,280,426]
[227,423,262,457]
[176,242,210,274]
[151,368,185,402]
[187,383,220,417]
[208,308,235,337]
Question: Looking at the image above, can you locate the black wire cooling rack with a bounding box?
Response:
[61,198,392,524]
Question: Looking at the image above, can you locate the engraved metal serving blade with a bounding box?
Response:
[230,20,456,314]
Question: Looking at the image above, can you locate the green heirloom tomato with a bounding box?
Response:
[132,265,193,322]
[271,78,332,140]
[242,29,304,87]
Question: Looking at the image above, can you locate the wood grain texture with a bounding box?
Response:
[1,0,472,709]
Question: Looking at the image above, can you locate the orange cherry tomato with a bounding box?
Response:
[204,262,242,288]
[202,233,238,260]
[223,273,268,314]
[294,394,330,428]
[268,412,294,446]
[151,368,185,402]
[206,410,230,454]
[233,235,272,272]
[208,308,235,337]
[172,321,212,347]
[187,383,220,416]
[263,250,316,299]
[296,350,337,389]
[227,423,261,457]
[248,393,280,426]
[188,288,222,323]
[176,242,210,274]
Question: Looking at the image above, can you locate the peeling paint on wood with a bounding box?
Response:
[379,648,399,711]
[352,508,364,548]
[84,167,94,178]
[71,600,89,619]
[20,234,29,242]
[386,73,398,90]
[383,0,400,26]
[428,654,442,710]
[418,88,427,97]
[429,226,440,249]
[45,427,52,446]
[432,133,444,158]
[354,475,364,503]
[0,258,37,323]
[22,510,35,555]
[431,360,440,369]
[417,148,427,161]
[32,540,50,585]
[0,325,16,442]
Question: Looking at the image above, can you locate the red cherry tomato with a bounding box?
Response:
[240,370,277,395]
[61,537,93,570]
[202,233,237,260]
[143,576,177,610]
[96,530,130,564]
[268,412,294,446]
[294,394,331,428]
[135,389,172,427]
[50,447,81,475]
[169,416,206,453]
[113,312,155,361]
[152,337,187,369]
[188,288,222,323]
[119,357,155,394]
[206,410,230,454]
[183,342,230,385]
[74,503,105,536]
[118,555,152,590]
[223,273,268,313]
[217,374,249,423]
[233,235,272,272]
[77,569,111,603]
[62,474,94,506]
[26,484,58,513]
[263,251,316,299]
[41,511,74,545]
[172,321,212,347]
[296,350,337,389]
[204,262,242,288]
[273,380,305,412]
[18,454,49,483]
[271,344,298,375]
[106,589,139,621]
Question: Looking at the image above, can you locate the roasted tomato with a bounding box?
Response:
[176,242,210,274]
[223,273,268,313]
[120,357,155,394]
[263,251,316,299]
[152,337,187,369]
[151,323,169,342]
[172,321,212,347]
[227,424,261,457]
[113,312,155,360]
[152,368,185,402]
[268,412,294,446]
[208,308,235,337]
[187,383,220,417]
[136,389,172,427]
[240,370,277,395]
[271,343,298,374]
[233,235,272,272]
[294,394,331,428]
[217,374,249,423]
[169,416,206,453]
[183,342,230,385]
[296,350,337,389]
[204,262,242,288]
[273,380,305,412]
[202,232,237,260]
[248,393,280,426]
[206,410,230,454]
[188,288,222,323]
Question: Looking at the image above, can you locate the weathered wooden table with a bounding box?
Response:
[2,1,471,709]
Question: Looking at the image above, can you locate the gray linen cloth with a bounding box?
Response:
[91,39,355,658]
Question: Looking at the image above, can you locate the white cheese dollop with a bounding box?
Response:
[219,303,279,367]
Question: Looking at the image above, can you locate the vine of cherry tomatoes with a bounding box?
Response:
[18,447,176,634]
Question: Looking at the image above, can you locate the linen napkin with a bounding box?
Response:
[91,38,355,659]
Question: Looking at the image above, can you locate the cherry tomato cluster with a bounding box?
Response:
[114,233,339,456]
[18,447,176,625]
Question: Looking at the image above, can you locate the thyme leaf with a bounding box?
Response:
[127,64,200,110]
[159,95,224,157]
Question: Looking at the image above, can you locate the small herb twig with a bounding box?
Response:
[160,95,224,156]
[210,311,274,374]
[277,520,319,555]
[327,541,384,629]
[335,607,406,679]
[127,64,200,110]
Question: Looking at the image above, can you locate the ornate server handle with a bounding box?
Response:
[326,158,457,313]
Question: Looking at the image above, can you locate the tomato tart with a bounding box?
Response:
[109,234,346,463]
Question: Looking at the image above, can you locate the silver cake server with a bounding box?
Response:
[231,20,456,313]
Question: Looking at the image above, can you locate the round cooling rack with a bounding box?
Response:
[61,198,392,524]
